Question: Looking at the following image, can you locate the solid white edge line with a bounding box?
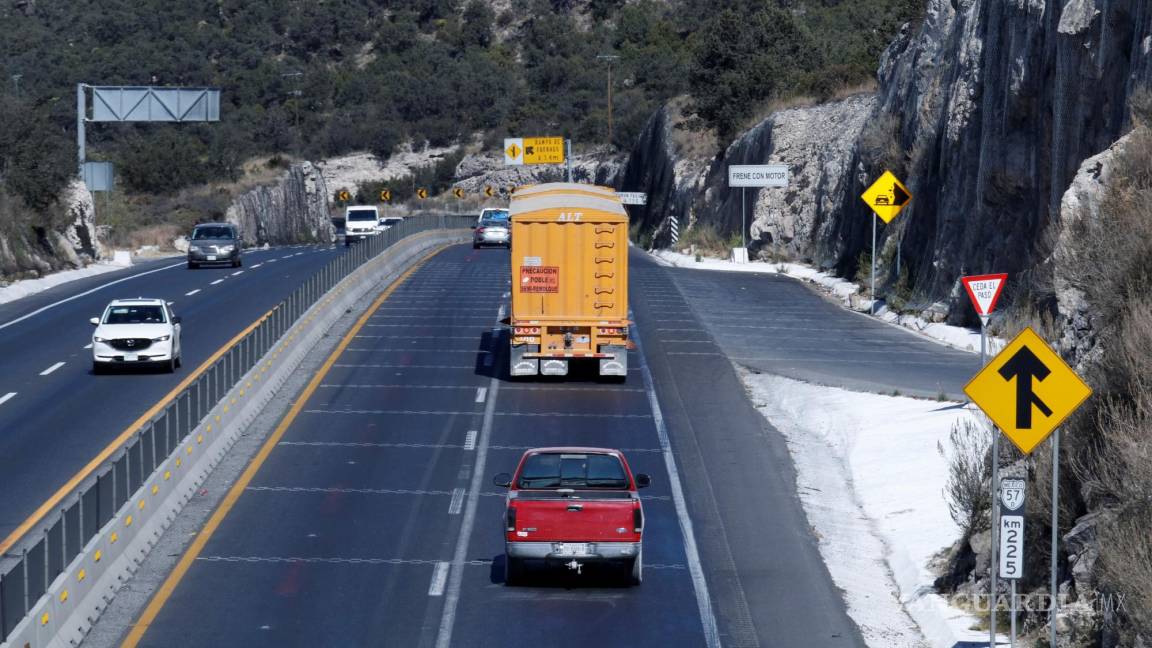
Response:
[428,561,450,597]
[0,392,16,406]
[631,310,723,648]
[40,361,66,376]
[0,261,184,332]
[435,308,503,648]
[475,387,487,403]
[448,488,465,515]
[185,289,201,296]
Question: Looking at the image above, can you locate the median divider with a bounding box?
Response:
[0,216,472,648]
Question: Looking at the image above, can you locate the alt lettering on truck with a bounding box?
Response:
[507,183,631,380]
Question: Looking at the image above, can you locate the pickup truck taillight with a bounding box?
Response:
[633,506,643,534]
[506,506,517,533]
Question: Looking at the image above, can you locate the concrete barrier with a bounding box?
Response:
[0,230,467,648]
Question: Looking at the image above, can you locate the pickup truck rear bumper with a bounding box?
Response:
[505,541,640,562]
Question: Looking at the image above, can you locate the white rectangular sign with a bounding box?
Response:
[999,515,1025,579]
[728,164,789,188]
[616,192,647,205]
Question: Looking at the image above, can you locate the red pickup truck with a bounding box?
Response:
[493,447,651,586]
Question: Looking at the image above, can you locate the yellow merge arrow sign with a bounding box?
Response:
[861,170,912,223]
[964,327,1092,454]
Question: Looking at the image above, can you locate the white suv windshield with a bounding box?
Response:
[348,211,377,221]
[104,305,166,324]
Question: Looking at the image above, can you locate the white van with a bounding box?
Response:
[345,206,380,245]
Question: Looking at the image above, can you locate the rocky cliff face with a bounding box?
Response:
[0,179,100,281]
[452,148,626,196]
[626,0,1151,323]
[226,162,334,246]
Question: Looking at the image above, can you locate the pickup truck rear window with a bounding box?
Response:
[517,453,628,489]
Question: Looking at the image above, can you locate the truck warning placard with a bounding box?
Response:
[520,266,559,293]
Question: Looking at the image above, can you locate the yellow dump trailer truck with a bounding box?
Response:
[508,183,630,379]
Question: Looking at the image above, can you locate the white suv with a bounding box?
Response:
[91,298,183,374]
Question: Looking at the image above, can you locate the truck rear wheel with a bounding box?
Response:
[628,548,643,586]
[504,555,524,586]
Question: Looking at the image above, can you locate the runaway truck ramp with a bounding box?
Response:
[0,217,471,648]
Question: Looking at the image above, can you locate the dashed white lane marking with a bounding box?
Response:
[185,289,201,296]
[281,255,293,260]
[267,258,278,263]
[83,343,93,350]
[474,387,487,403]
[231,271,244,276]
[502,292,510,298]
[497,304,506,321]
[448,488,465,515]
[463,430,477,451]
[428,562,450,597]
[0,392,16,406]
[435,308,502,648]
[40,362,65,376]
[210,279,225,286]
[0,261,184,332]
[294,252,305,257]
[251,263,263,269]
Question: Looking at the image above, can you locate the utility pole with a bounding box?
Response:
[596,54,620,148]
[281,71,303,152]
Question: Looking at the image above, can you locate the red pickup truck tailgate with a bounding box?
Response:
[510,493,640,543]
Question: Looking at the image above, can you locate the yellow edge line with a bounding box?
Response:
[121,245,446,647]
[0,308,274,556]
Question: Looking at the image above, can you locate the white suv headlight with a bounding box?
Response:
[94,336,108,343]
[151,334,171,342]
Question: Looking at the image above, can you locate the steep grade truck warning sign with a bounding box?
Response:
[508,183,630,380]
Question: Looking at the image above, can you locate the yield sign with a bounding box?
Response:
[860,170,912,223]
[962,273,1008,318]
[965,327,1092,454]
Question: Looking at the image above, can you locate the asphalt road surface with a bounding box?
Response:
[125,245,871,648]
[653,261,980,400]
[0,244,340,538]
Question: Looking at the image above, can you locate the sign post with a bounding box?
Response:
[962,271,1008,642]
[999,477,1026,647]
[965,328,1092,648]
[727,164,788,264]
[860,171,912,314]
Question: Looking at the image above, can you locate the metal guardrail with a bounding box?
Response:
[0,213,475,641]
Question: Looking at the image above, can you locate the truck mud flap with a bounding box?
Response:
[541,359,568,376]
[510,344,539,376]
[599,345,627,377]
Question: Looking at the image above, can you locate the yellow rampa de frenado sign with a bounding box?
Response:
[965,327,1092,454]
[860,171,912,223]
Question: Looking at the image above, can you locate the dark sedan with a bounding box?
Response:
[187,223,243,269]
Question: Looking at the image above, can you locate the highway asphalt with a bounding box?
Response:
[656,262,980,399]
[0,244,341,538]
[78,244,982,646]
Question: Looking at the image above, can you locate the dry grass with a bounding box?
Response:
[938,418,992,537]
[678,223,735,258]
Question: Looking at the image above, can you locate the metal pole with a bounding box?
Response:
[870,216,877,315]
[565,139,573,183]
[985,317,1000,648]
[1051,427,1061,648]
[1010,579,1017,647]
[741,187,747,250]
[77,84,86,171]
[991,432,1001,646]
